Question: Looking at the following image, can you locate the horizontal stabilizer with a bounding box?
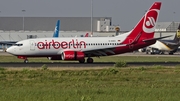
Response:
[143,35,173,42]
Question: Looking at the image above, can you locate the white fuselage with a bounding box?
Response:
[148,40,172,51]
[6,35,129,56]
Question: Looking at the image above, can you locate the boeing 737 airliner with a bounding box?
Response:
[6,2,164,63]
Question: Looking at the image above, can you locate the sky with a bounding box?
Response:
[0,0,179,31]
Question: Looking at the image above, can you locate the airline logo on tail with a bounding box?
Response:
[177,24,180,38]
[53,20,60,37]
[85,33,89,37]
[143,9,159,33]
[177,30,180,38]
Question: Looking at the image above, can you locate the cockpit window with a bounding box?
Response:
[14,44,23,46]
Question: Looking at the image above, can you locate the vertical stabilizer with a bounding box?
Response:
[173,24,180,43]
[122,2,161,44]
[53,20,60,37]
[85,33,89,37]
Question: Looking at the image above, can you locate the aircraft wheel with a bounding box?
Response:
[24,59,28,63]
[87,58,93,63]
[169,52,174,55]
[79,59,85,63]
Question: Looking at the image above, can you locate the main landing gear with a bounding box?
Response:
[78,57,94,63]
[87,57,93,63]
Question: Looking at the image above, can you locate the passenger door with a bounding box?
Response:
[30,40,35,51]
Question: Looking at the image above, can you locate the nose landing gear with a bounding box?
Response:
[17,56,28,63]
[24,59,28,63]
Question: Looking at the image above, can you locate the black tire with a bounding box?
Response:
[169,52,174,55]
[24,59,28,63]
[87,58,93,63]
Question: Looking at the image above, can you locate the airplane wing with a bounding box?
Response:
[81,44,127,56]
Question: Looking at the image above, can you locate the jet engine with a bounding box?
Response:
[61,51,85,60]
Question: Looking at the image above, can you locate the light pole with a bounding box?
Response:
[91,0,93,37]
[173,12,176,22]
[173,12,176,31]
[22,10,26,31]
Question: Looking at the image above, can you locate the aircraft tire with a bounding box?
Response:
[87,58,93,63]
[24,59,28,63]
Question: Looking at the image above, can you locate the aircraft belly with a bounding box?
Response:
[18,49,59,56]
[37,50,59,55]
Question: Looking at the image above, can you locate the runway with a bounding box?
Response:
[0,51,180,68]
[0,62,179,68]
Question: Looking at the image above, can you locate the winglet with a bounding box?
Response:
[53,20,60,37]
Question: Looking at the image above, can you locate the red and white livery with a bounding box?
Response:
[6,2,162,63]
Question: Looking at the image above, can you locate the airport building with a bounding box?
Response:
[0,16,179,49]
[0,17,119,32]
[155,22,180,39]
[155,22,180,32]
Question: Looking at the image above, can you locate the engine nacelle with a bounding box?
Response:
[48,56,62,60]
[61,51,85,60]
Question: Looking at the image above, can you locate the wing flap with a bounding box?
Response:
[81,44,126,56]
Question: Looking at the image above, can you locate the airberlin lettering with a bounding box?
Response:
[37,39,86,49]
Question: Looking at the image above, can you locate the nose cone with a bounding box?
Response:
[6,47,13,54]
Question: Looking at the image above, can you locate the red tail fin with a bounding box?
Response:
[123,2,161,43]
[85,33,89,37]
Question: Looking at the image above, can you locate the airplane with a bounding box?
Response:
[6,2,165,63]
[145,24,180,55]
[85,33,89,37]
[0,20,60,49]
